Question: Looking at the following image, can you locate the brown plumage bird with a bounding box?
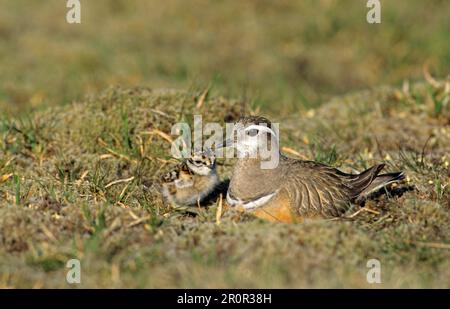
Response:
[161,150,220,206]
[220,116,405,223]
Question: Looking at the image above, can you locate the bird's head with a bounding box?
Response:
[218,116,279,159]
[186,149,216,176]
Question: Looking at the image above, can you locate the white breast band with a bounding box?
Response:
[226,191,277,210]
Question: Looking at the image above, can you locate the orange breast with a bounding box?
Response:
[250,192,301,223]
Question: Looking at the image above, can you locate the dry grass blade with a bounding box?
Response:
[99,154,114,160]
[118,181,132,201]
[141,129,173,144]
[0,173,13,183]
[423,62,442,88]
[105,176,135,189]
[282,146,309,160]
[79,170,89,181]
[155,157,177,164]
[171,204,200,215]
[39,224,57,242]
[128,210,140,220]
[150,108,174,119]
[117,201,130,209]
[127,216,151,228]
[136,135,145,157]
[196,88,209,109]
[1,157,15,169]
[75,170,89,186]
[97,137,135,162]
[410,241,450,250]
[216,194,223,225]
[347,207,380,219]
[103,147,133,163]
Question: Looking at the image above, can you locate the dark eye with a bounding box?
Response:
[194,160,202,165]
[247,129,259,137]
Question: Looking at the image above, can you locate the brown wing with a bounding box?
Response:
[281,157,354,217]
[160,161,193,183]
[161,169,179,183]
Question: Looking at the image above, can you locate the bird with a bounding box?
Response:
[219,115,405,223]
[160,150,220,206]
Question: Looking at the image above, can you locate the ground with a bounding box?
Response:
[0,0,448,288]
[0,81,448,288]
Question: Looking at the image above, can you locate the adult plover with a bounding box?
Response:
[219,116,405,223]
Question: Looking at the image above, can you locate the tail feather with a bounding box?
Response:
[359,171,405,198]
[351,164,385,188]
[348,164,405,201]
[348,164,386,197]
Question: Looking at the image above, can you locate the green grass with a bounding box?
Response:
[0,81,448,288]
[0,0,449,115]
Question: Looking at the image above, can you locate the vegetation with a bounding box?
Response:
[1,0,449,115]
[0,81,448,288]
[0,0,448,288]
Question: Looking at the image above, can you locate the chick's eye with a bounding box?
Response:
[247,129,259,137]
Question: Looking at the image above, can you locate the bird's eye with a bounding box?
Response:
[247,128,259,137]
[194,160,202,165]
